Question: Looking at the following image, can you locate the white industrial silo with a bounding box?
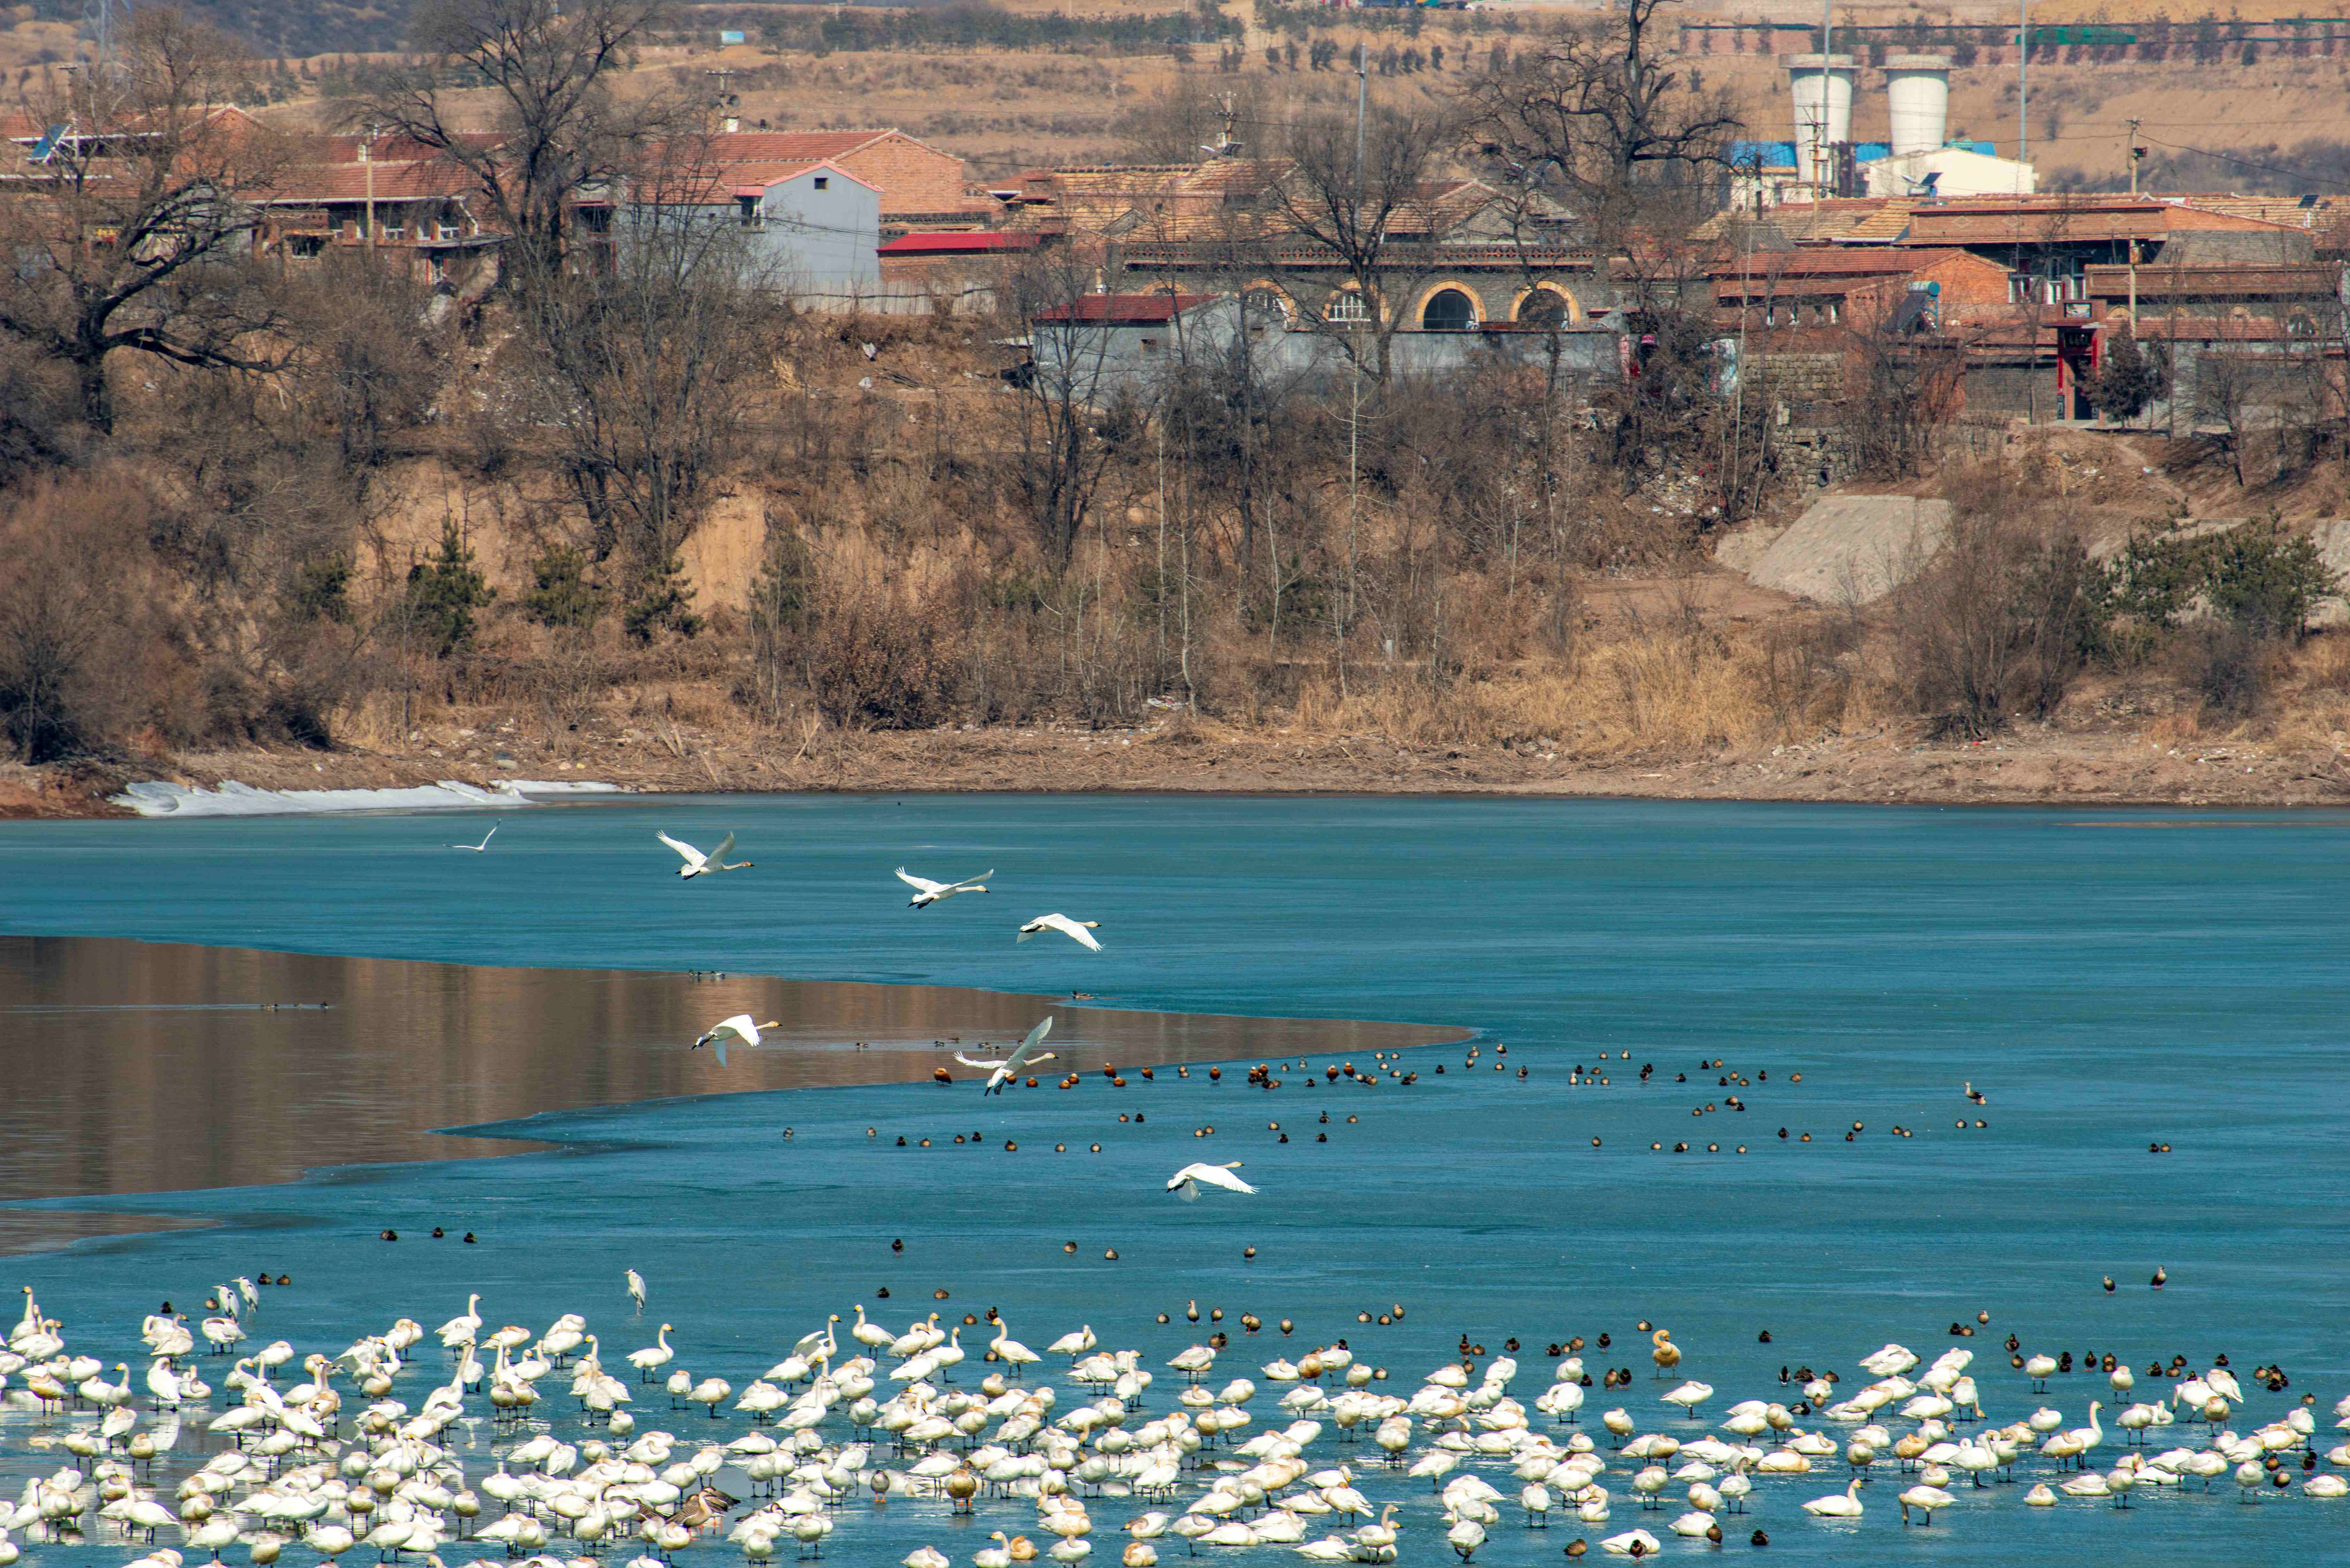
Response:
[1781,54,1856,193]
[1884,54,1952,158]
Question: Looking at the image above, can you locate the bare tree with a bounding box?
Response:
[1846,321,1968,478]
[519,145,771,639]
[1012,256,1139,564]
[2195,350,2256,486]
[349,0,685,285]
[0,9,292,431]
[1263,102,1457,383]
[1461,0,1740,253]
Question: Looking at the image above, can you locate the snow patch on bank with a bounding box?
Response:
[110,778,631,818]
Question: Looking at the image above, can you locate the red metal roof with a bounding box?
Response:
[879,230,1038,255]
[1034,292,1212,323]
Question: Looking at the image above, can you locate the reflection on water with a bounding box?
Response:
[0,935,1455,1248]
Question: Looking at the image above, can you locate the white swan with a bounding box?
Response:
[626,1270,646,1314]
[1019,913,1102,951]
[446,824,497,852]
[1801,1479,1865,1518]
[897,866,993,907]
[437,1294,483,1349]
[1897,1484,1955,1525]
[627,1325,675,1380]
[990,1323,1042,1375]
[658,830,753,878]
[977,1017,1055,1095]
[1661,1382,1713,1415]
[1167,1162,1256,1200]
[693,1014,779,1067]
[2065,1401,2105,1462]
[850,1306,894,1350]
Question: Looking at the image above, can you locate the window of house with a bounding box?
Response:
[1420,288,1477,332]
[1242,288,1289,336]
[1515,290,1569,328]
[1140,336,1159,353]
[380,225,404,242]
[437,222,459,242]
[738,196,762,228]
[287,234,325,259]
[813,176,828,191]
[1328,291,1368,323]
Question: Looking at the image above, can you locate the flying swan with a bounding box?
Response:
[974,1017,1055,1095]
[693,1014,779,1067]
[897,867,993,907]
[659,831,754,879]
[1019,913,1102,951]
[1167,1162,1256,1201]
[446,824,497,852]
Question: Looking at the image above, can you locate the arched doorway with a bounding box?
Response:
[1420,287,1478,331]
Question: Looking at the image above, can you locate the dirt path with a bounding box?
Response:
[13,715,2347,818]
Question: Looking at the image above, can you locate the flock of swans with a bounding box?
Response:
[15,814,2326,1568]
[5,1271,2348,1568]
[657,837,1104,956]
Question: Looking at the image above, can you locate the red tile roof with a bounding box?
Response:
[703,130,898,162]
[257,160,479,203]
[879,230,1038,255]
[1034,291,1212,323]
[1904,197,2305,245]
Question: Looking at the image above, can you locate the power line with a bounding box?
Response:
[2133,131,2350,191]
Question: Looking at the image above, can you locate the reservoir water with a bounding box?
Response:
[1,795,2345,1565]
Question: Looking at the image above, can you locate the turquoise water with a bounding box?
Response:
[3,796,2348,1564]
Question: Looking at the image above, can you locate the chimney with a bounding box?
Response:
[1781,54,1856,193]
[1884,55,1952,159]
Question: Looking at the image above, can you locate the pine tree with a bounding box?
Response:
[2092,331,2164,429]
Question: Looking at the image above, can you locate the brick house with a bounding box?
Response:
[999,160,1604,333]
[700,129,990,236]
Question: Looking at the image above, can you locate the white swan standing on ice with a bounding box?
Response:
[1167,1162,1256,1201]
[1019,914,1102,952]
[693,1015,779,1067]
[627,1326,675,1381]
[896,867,993,907]
[658,831,754,878]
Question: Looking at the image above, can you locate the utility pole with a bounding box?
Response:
[1354,41,1368,192]
[2019,0,2029,162]
[2126,117,2141,328]
[1820,0,1834,200]
[88,0,113,74]
[363,123,377,253]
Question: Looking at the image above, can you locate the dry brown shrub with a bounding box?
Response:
[807,596,962,729]
[0,472,170,762]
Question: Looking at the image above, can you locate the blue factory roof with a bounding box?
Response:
[1729,139,2000,169]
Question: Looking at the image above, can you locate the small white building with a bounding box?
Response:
[1863,145,2038,200]
[726,161,882,293]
